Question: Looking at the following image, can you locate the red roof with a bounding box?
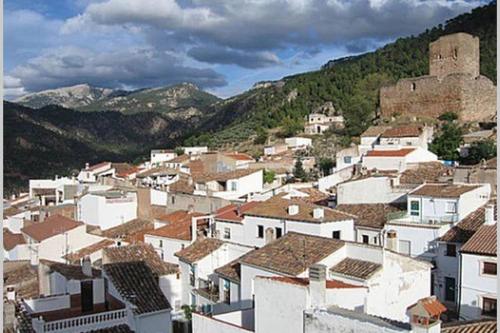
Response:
[261,276,364,289]
[148,211,207,241]
[21,214,83,242]
[88,161,111,171]
[365,148,415,157]
[225,153,255,161]
[215,201,260,223]
[3,228,26,251]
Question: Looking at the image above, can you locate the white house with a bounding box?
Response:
[335,146,361,171]
[182,146,208,155]
[136,167,181,189]
[213,194,356,248]
[20,214,106,264]
[145,210,211,264]
[193,169,263,200]
[359,125,392,154]
[224,153,256,169]
[285,137,312,150]
[151,149,177,165]
[362,147,438,172]
[434,202,495,309]
[77,162,113,183]
[304,113,344,135]
[459,222,497,320]
[29,177,78,206]
[263,143,288,156]
[175,238,253,311]
[378,125,433,150]
[384,183,491,260]
[76,190,138,230]
[336,176,410,205]
[194,232,432,333]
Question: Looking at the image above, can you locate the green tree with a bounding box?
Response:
[280,117,304,137]
[438,112,458,122]
[429,123,463,161]
[319,157,335,176]
[293,158,307,181]
[174,147,185,155]
[462,139,497,165]
[254,127,268,144]
[263,169,276,183]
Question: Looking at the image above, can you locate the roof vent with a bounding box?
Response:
[313,208,324,219]
[288,204,299,215]
[484,204,495,225]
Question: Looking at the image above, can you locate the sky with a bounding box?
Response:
[4,0,488,99]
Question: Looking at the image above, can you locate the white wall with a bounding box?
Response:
[337,177,408,205]
[434,242,460,303]
[145,235,189,264]
[318,166,354,192]
[151,189,168,206]
[77,193,137,230]
[160,274,182,312]
[460,253,497,320]
[134,310,172,333]
[193,312,252,333]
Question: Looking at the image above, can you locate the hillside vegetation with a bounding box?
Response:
[185,2,496,147]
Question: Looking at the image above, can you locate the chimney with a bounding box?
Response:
[82,256,93,277]
[385,230,398,252]
[309,264,327,308]
[236,204,242,217]
[191,216,197,242]
[409,296,444,333]
[313,208,324,220]
[288,204,299,215]
[85,163,90,170]
[484,204,495,225]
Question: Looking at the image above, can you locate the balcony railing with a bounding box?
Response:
[196,279,219,303]
[32,308,128,333]
[387,212,459,225]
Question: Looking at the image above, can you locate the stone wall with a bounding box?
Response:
[380,32,496,122]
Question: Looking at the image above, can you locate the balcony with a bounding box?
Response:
[195,278,219,303]
[387,212,458,227]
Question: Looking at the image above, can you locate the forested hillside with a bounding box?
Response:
[185,2,496,147]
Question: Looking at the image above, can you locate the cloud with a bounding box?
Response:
[9,46,226,93]
[4,75,27,99]
[188,46,281,69]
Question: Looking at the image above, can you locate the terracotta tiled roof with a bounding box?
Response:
[103,243,178,275]
[215,202,260,223]
[361,126,392,137]
[88,162,111,171]
[224,153,255,161]
[40,259,101,280]
[215,258,243,283]
[168,154,190,164]
[381,125,422,138]
[175,238,224,264]
[195,168,261,183]
[330,258,382,280]
[3,206,23,219]
[103,261,171,314]
[101,218,154,240]
[365,148,415,157]
[440,202,495,243]
[260,276,364,289]
[3,261,39,298]
[400,162,453,185]
[335,203,404,230]
[296,188,330,206]
[442,320,497,333]
[419,296,447,317]
[3,228,26,251]
[64,239,115,264]
[21,215,83,242]
[245,195,355,223]
[410,184,482,198]
[460,224,496,256]
[240,232,345,276]
[136,166,180,178]
[148,211,208,241]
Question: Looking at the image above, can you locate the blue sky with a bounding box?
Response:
[4,0,487,99]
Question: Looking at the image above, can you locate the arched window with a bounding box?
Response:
[453,48,458,59]
[411,82,416,91]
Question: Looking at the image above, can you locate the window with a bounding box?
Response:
[159,240,163,248]
[223,279,231,304]
[161,252,164,260]
[446,202,457,213]
[257,225,264,238]
[171,196,175,204]
[276,227,283,239]
[332,231,341,239]
[483,262,497,276]
[411,82,416,91]
[231,182,237,192]
[189,266,195,287]
[223,227,231,240]
[410,200,420,216]
[373,236,378,245]
[482,297,497,316]
[343,156,352,164]
[362,235,369,244]
[445,243,456,257]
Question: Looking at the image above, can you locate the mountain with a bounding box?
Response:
[14,84,118,109]
[4,102,188,194]
[184,2,496,148]
[79,83,221,117]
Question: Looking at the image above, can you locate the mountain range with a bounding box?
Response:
[4,2,496,194]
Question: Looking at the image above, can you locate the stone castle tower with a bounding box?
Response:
[380,33,496,122]
[429,33,480,79]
